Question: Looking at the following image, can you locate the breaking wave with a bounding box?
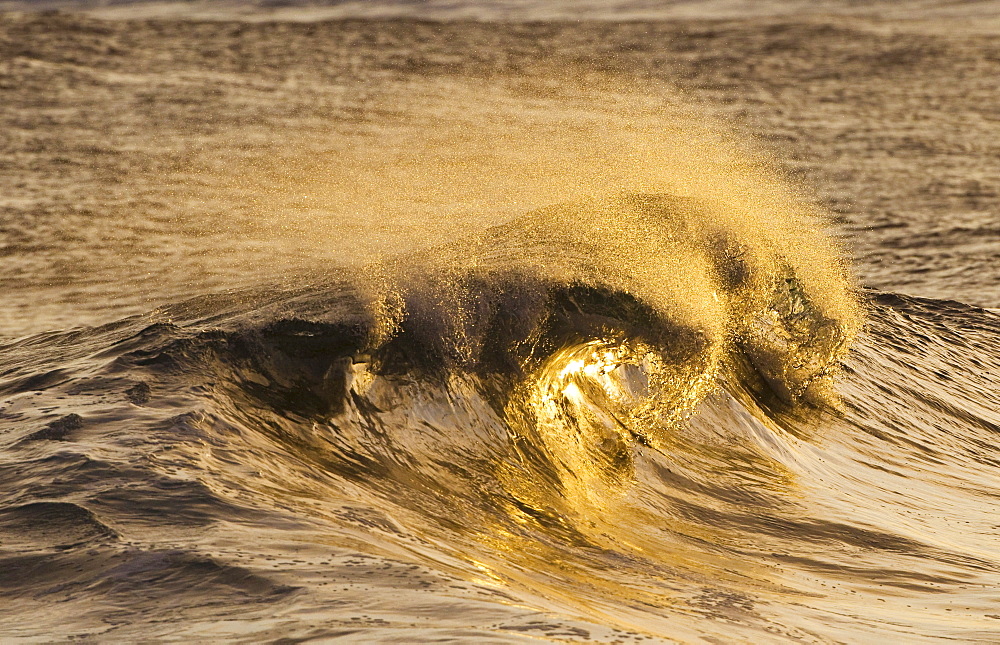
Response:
[3,193,999,641]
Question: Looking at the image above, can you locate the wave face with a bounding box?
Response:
[3,193,999,641]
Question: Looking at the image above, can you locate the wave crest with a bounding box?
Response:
[367,193,860,405]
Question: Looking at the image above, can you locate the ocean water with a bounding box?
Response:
[1,9,999,643]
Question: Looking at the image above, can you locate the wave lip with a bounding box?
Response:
[371,193,861,409]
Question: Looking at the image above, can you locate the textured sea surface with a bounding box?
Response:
[1,4,999,643]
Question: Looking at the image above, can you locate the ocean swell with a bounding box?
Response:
[106,192,862,529]
[13,193,1000,641]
